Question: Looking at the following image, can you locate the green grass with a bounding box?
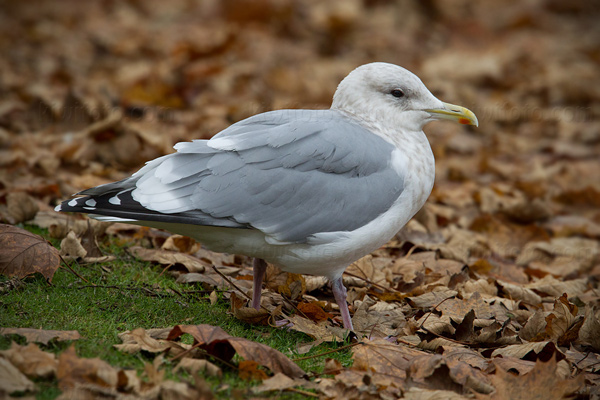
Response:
[0,225,354,399]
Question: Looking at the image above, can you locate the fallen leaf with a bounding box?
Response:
[297,301,333,323]
[0,191,39,224]
[264,264,305,300]
[252,372,299,393]
[482,356,583,400]
[438,292,494,322]
[174,358,222,378]
[406,355,493,394]
[324,358,343,375]
[167,324,305,378]
[578,306,600,351]
[519,294,582,345]
[0,342,57,379]
[59,230,87,260]
[352,296,406,337]
[492,357,537,376]
[0,328,82,345]
[490,341,561,361]
[129,246,207,273]
[404,387,472,399]
[0,357,35,394]
[114,327,186,356]
[497,280,542,306]
[287,315,338,342]
[353,339,428,380]
[0,224,60,281]
[407,289,458,309]
[230,292,273,325]
[238,360,269,381]
[57,345,119,391]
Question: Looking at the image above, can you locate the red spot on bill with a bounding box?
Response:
[459,118,471,125]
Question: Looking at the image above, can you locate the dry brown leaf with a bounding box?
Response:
[490,341,561,361]
[0,357,35,394]
[297,301,334,323]
[176,272,229,288]
[525,275,588,298]
[264,264,306,300]
[437,292,494,323]
[0,224,60,281]
[129,246,207,273]
[252,372,299,393]
[578,306,600,351]
[519,294,582,345]
[287,315,338,342]
[406,355,493,394]
[0,342,57,379]
[407,289,458,309]
[161,234,200,254]
[346,255,387,287]
[59,230,87,260]
[230,292,273,325]
[353,339,427,380]
[352,296,406,337]
[482,356,583,400]
[0,191,39,224]
[492,357,536,376]
[497,280,542,306]
[167,324,305,378]
[238,360,269,381]
[114,327,187,356]
[57,345,119,391]
[404,387,471,399]
[174,358,222,378]
[0,328,82,345]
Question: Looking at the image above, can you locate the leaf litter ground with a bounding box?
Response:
[1,1,600,399]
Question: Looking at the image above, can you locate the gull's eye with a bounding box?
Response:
[390,89,404,98]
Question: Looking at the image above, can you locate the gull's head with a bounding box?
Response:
[331,62,478,132]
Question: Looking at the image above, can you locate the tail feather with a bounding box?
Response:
[55,185,245,229]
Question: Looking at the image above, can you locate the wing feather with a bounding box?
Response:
[58,109,404,243]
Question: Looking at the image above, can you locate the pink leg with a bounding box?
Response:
[331,277,353,331]
[252,258,267,310]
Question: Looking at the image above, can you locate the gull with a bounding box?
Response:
[56,62,477,330]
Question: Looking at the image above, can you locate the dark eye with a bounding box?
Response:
[390,89,404,98]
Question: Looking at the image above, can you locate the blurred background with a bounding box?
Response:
[1,0,599,240]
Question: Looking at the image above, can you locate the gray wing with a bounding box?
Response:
[59,109,404,243]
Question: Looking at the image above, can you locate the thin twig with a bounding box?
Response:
[343,271,399,293]
[292,342,362,361]
[285,388,320,398]
[280,294,310,321]
[211,265,270,312]
[59,255,92,284]
[158,263,173,278]
[417,296,453,329]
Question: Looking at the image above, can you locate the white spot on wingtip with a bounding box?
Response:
[108,195,121,205]
[85,199,97,207]
[54,204,62,212]
[68,199,78,207]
